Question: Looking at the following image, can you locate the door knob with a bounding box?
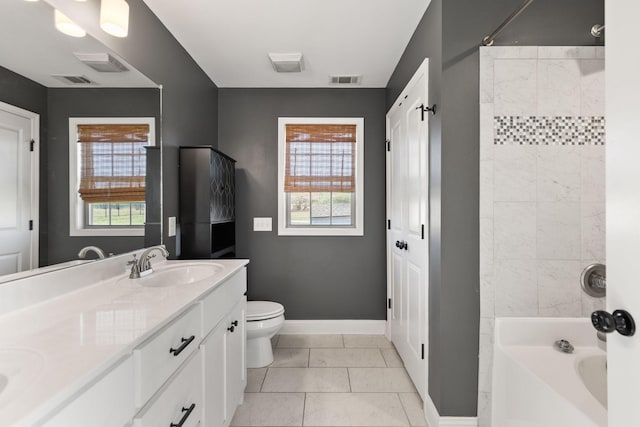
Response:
[394,240,408,250]
[591,309,636,336]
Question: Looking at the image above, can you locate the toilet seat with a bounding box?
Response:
[247,301,285,321]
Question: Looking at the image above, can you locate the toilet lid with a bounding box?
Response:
[247,301,285,321]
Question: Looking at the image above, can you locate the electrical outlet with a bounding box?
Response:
[253,217,272,232]
[168,216,176,237]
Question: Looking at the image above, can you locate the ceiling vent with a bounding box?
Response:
[74,52,129,72]
[52,75,97,85]
[330,75,362,85]
[268,53,303,73]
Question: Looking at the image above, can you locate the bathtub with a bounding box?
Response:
[492,318,607,427]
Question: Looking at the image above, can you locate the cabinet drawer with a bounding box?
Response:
[134,304,202,406]
[134,350,202,427]
[44,356,135,427]
[201,268,246,335]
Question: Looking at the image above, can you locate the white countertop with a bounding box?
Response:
[0,258,249,427]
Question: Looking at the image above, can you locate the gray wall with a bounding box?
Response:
[386,0,603,417]
[218,89,387,320]
[0,66,49,265]
[85,0,220,256]
[46,88,160,264]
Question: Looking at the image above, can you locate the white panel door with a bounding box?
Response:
[0,103,37,275]
[387,59,429,400]
[605,1,640,425]
[402,73,428,400]
[389,100,406,344]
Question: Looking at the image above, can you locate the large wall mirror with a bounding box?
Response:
[0,0,162,280]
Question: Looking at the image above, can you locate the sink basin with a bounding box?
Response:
[129,263,224,287]
[0,349,45,406]
[577,354,607,409]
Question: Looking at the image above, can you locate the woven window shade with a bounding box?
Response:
[284,124,356,193]
[77,124,149,203]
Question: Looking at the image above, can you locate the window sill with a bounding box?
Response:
[278,226,363,237]
[69,227,144,237]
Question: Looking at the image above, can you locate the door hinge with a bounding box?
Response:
[421,224,425,239]
[421,343,425,360]
[386,139,391,151]
[388,298,392,309]
[387,219,391,230]
[29,139,35,152]
[29,220,33,231]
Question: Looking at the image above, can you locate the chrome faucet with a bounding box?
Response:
[78,246,106,260]
[130,246,169,278]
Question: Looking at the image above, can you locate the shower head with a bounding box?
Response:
[591,24,605,38]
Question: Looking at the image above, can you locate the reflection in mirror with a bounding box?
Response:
[0,0,162,280]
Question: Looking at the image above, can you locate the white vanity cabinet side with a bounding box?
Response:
[200,268,247,427]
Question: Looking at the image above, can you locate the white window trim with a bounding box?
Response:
[69,117,155,237]
[277,117,364,236]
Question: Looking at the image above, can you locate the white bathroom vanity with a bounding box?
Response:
[0,250,248,427]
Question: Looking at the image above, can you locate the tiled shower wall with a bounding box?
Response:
[478,46,605,426]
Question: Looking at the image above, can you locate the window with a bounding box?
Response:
[278,117,364,236]
[69,117,155,236]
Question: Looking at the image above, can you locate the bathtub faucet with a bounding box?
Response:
[580,263,606,298]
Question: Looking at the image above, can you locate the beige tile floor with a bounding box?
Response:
[231,334,428,427]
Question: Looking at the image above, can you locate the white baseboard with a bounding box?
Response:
[425,394,441,427]
[280,320,386,335]
[424,394,478,427]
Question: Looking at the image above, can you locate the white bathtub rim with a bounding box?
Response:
[493,317,607,427]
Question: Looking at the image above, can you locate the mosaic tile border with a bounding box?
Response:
[494,116,605,145]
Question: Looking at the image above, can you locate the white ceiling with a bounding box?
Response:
[0,1,156,88]
[142,0,430,88]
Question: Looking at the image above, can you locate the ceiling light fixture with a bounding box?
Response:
[54,9,86,38]
[268,53,303,73]
[100,0,129,38]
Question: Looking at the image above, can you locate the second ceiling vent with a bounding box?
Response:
[330,75,362,85]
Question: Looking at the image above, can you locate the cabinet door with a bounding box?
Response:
[202,322,226,427]
[225,297,246,420]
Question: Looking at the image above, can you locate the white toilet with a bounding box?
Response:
[246,301,285,368]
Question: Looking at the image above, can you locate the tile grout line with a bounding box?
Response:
[301,392,307,427]
[397,392,414,427]
[381,348,389,367]
[259,367,268,392]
